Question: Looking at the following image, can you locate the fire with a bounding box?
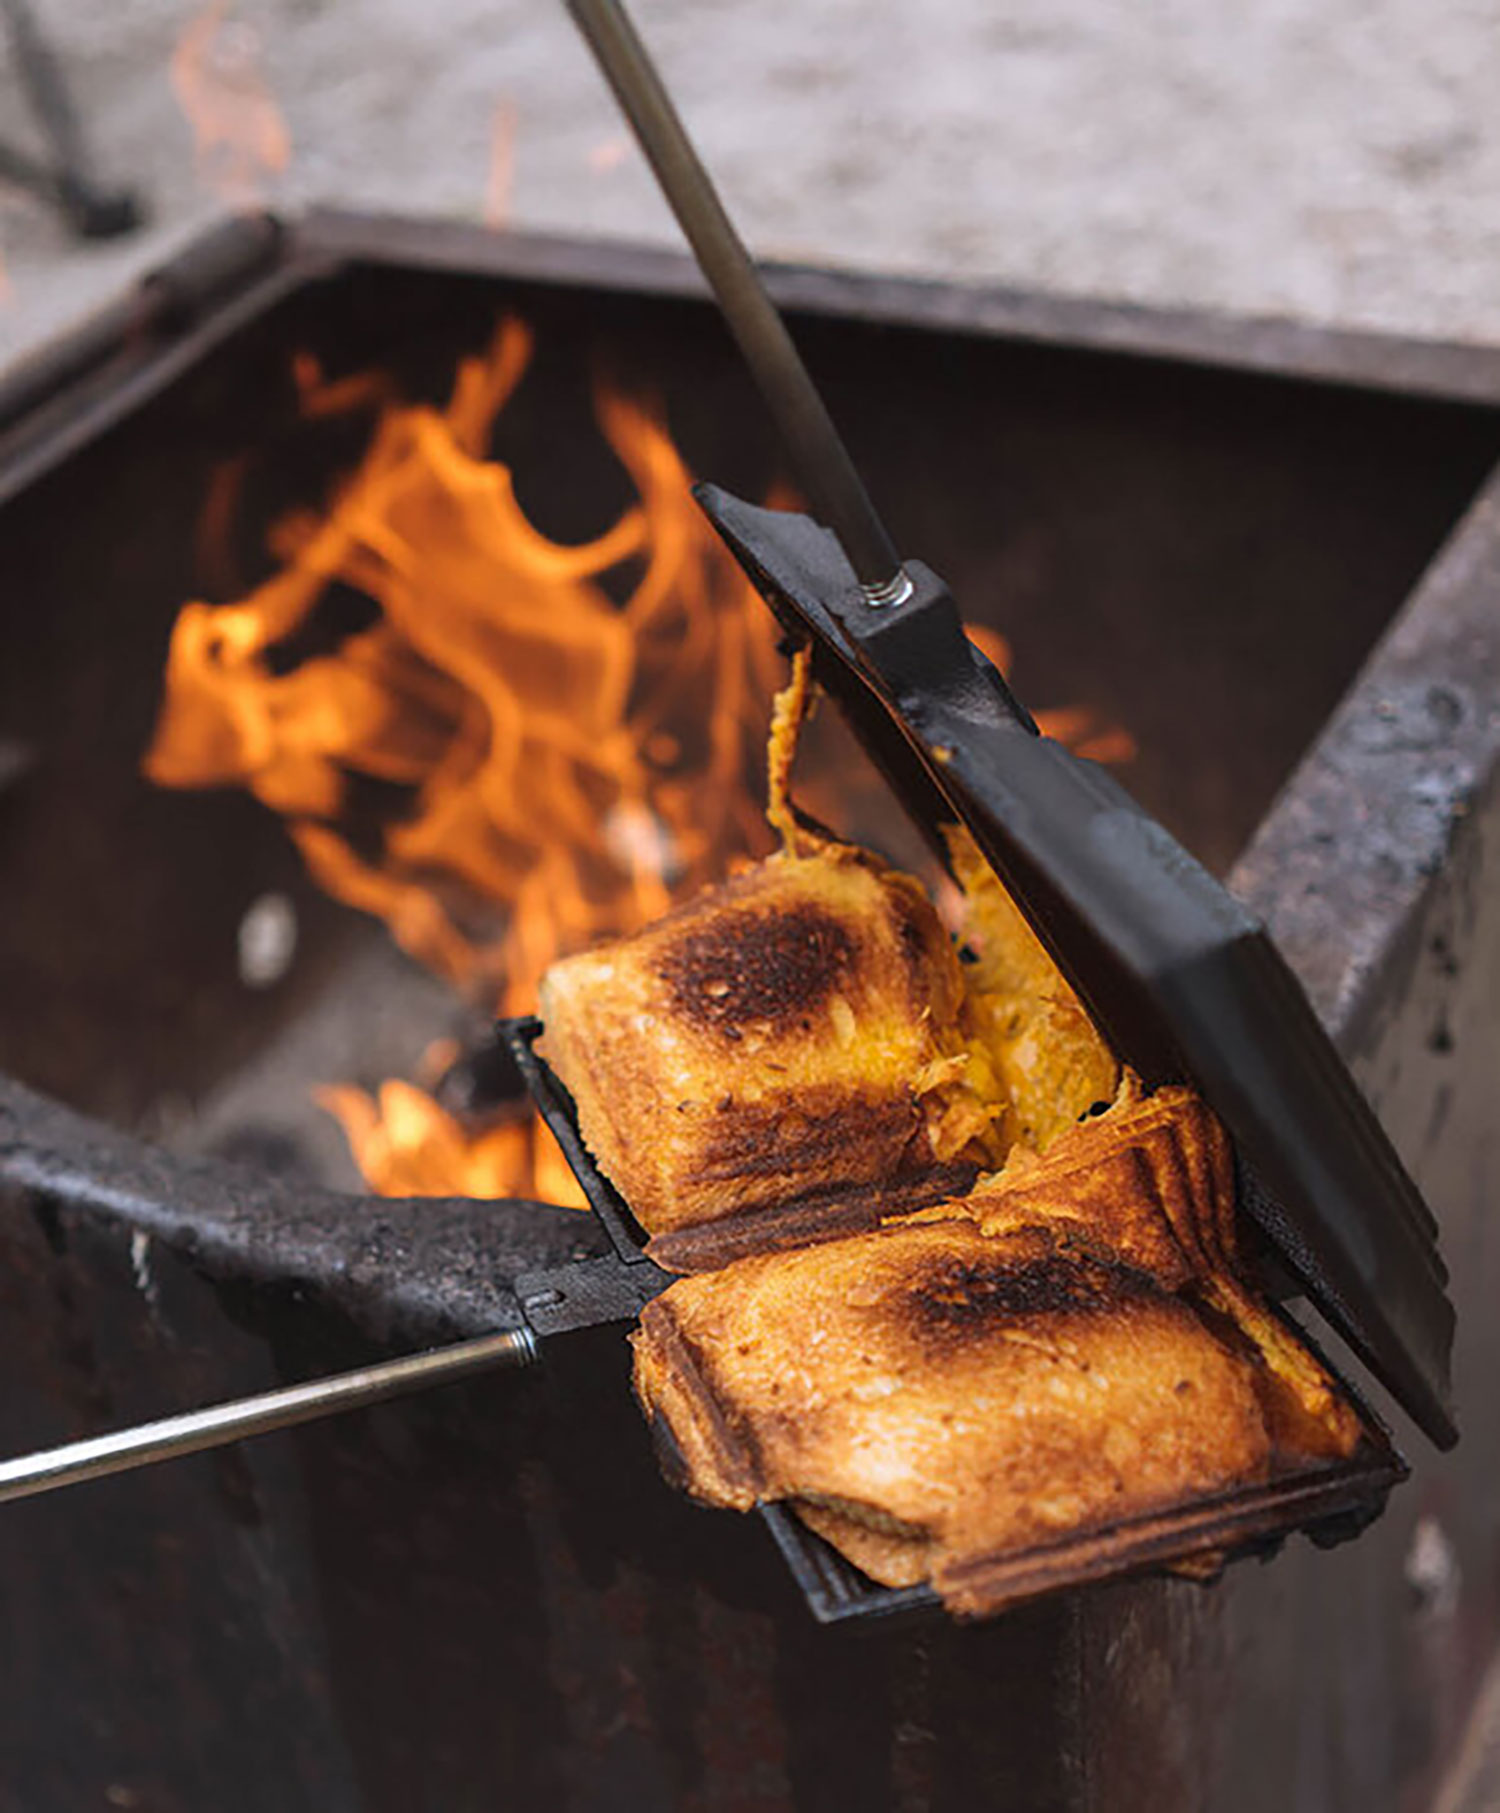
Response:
[170,3,291,205]
[316,1077,582,1206]
[146,318,783,1198]
[145,317,1133,1206]
[966,625,1137,766]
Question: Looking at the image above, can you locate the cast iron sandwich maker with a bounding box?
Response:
[0,0,1455,1628]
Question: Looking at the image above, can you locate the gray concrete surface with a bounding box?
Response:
[4,0,1500,368]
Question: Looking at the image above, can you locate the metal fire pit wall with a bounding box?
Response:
[0,211,1498,1811]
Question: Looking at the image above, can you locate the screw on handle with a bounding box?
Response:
[0,1325,538,1506]
[565,0,910,604]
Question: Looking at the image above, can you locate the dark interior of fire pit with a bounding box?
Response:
[3,242,1498,1182]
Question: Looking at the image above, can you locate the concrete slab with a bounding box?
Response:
[5,0,1500,370]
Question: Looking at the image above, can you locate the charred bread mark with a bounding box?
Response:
[538,843,994,1238]
[656,901,856,1037]
[630,1122,1373,1614]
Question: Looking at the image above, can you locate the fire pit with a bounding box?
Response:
[1,210,1498,1810]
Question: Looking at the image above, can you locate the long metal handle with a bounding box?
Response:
[565,0,909,601]
[0,1325,538,1505]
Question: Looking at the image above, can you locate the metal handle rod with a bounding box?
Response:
[0,1325,538,1506]
[566,0,909,600]
[1,0,89,177]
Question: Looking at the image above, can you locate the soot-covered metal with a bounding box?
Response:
[1,213,1499,1811]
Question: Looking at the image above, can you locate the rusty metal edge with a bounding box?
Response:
[0,1073,609,1348]
[0,213,315,507]
[293,207,1500,407]
[1231,461,1500,1054]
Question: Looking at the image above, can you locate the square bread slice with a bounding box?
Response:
[632,1202,1366,1617]
[537,842,988,1237]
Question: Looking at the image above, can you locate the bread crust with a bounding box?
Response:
[632,1083,1368,1614]
[634,1219,1284,1604]
[538,843,984,1235]
[540,827,1371,1614]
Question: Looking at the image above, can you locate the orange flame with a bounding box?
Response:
[316,1079,585,1205]
[146,320,1133,1205]
[170,3,291,205]
[146,319,783,1197]
[966,624,1137,765]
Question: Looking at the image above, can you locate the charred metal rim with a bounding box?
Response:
[10,205,1500,510]
[0,1075,610,1349]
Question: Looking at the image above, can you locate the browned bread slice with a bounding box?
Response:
[633,1217,1304,1616]
[909,1078,1364,1456]
[537,842,998,1237]
[633,1072,1370,1615]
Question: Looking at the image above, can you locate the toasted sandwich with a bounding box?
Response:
[538,838,1007,1250]
[541,652,1371,1614]
[632,1085,1364,1615]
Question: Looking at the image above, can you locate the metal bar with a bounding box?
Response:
[0,0,142,238]
[564,0,909,601]
[0,1325,538,1505]
[0,0,87,174]
[0,136,64,208]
